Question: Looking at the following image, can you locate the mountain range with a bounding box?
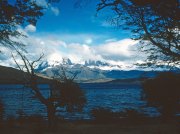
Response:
[0,58,178,84]
[36,58,165,82]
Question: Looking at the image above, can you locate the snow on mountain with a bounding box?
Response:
[36,58,178,81]
[37,60,106,81]
[37,58,124,73]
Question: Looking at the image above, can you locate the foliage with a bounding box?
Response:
[122,109,147,120]
[52,79,86,112]
[0,0,44,49]
[0,0,60,51]
[91,107,146,122]
[50,58,86,112]
[142,72,180,118]
[91,108,115,121]
[97,0,180,65]
[12,50,86,126]
[0,99,4,122]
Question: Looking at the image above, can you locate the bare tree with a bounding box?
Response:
[0,0,60,51]
[0,99,4,123]
[50,60,86,112]
[96,0,180,66]
[12,50,56,126]
[12,51,86,127]
[0,0,43,50]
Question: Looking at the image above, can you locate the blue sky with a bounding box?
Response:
[0,0,144,69]
[35,0,130,44]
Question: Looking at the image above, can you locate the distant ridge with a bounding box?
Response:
[0,65,52,84]
[36,58,180,82]
[0,64,179,84]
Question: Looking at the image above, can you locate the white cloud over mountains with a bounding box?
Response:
[96,39,138,61]
[27,35,140,63]
[0,31,143,69]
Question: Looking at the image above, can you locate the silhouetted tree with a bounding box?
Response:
[0,99,4,122]
[0,0,59,51]
[12,50,86,127]
[0,0,44,50]
[91,108,113,122]
[49,60,86,125]
[142,72,180,118]
[96,0,180,65]
[53,79,86,112]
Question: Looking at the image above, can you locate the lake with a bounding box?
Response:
[0,83,159,120]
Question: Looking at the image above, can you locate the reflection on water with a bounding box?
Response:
[0,83,159,120]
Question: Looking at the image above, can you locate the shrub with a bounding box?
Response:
[123,109,146,119]
[91,107,146,123]
[91,108,114,122]
[142,72,180,118]
[0,99,4,122]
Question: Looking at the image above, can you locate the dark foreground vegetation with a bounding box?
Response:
[0,110,180,134]
[0,96,180,134]
[0,0,179,133]
[143,72,180,118]
[0,71,180,134]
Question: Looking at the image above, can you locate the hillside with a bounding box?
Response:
[0,65,52,84]
[37,59,161,82]
[1,65,177,84]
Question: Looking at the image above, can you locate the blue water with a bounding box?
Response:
[0,83,159,120]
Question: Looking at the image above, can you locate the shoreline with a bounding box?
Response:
[0,117,179,134]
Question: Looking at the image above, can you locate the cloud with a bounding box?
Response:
[85,38,93,44]
[0,46,19,67]
[65,43,103,62]
[51,7,60,16]
[35,0,60,16]
[95,39,139,61]
[27,36,140,64]
[35,0,48,7]
[43,33,106,45]
[25,24,36,33]
[0,33,143,69]
[105,38,117,43]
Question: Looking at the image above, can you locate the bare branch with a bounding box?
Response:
[32,53,44,67]
[11,53,22,71]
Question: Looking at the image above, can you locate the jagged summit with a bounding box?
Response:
[37,58,124,72]
[35,58,164,82]
[35,57,179,82]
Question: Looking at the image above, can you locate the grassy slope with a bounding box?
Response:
[0,65,52,84]
[0,65,145,84]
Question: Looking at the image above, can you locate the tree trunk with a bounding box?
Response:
[47,102,56,128]
[0,100,4,123]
